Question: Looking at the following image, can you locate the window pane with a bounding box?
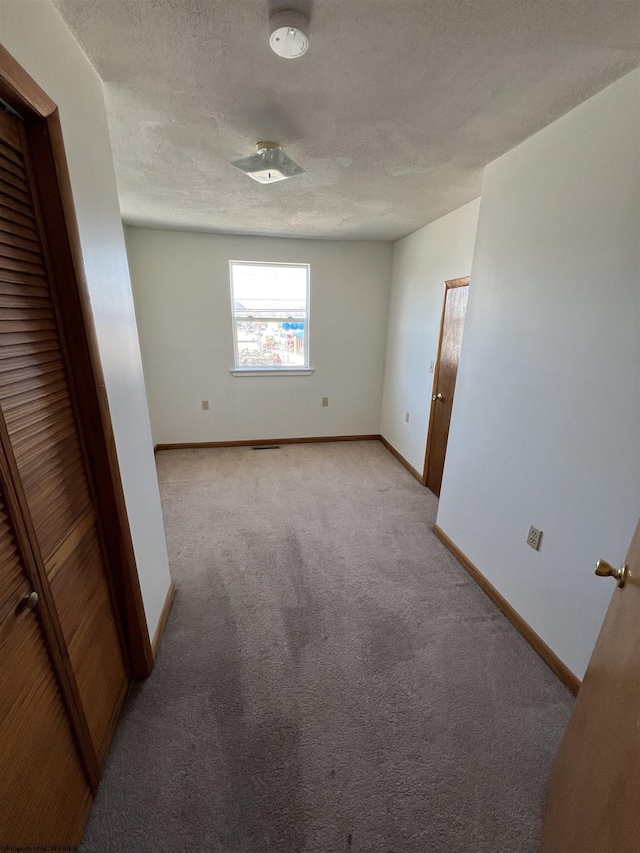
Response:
[230,262,309,370]
[236,320,306,367]
[232,263,307,320]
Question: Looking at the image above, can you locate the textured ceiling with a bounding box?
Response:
[53,0,640,241]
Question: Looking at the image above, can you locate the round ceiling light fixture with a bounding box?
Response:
[269,10,309,59]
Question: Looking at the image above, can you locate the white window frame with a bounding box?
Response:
[229,260,312,376]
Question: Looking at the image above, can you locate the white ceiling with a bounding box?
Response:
[53,0,640,241]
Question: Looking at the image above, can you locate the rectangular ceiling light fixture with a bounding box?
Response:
[231,141,305,184]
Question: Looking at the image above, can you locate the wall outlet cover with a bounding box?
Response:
[322,397,329,407]
[202,400,209,410]
[527,525,542,551]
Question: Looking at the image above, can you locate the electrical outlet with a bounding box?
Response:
[322,397,329,407]
[527,525,542,551]
[202,400,209,411]
[429,360,435,373]
[405,412,410,423]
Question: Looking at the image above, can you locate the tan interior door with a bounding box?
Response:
[0,442,92,846]
[425,277,469,496]
[541,519,640,852]
[0,106,128,761]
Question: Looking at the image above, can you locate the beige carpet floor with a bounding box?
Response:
[80,440,572,852]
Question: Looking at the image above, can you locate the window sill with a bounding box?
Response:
[230,368,315,377]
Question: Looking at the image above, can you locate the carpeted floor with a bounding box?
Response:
[80,441,573,852]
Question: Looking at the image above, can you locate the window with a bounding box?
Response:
[230,261,310,371]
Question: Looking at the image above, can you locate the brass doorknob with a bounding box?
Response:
[595,559,627,588]
[22,591,38,610]
[432,392,443,402]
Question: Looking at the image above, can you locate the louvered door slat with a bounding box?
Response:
[0,140,20,166]
[0,328,58,348]
[0,174,30,206]
[0,348,60,373]
[0,231,40,255]
[0,319,56,335]
[17,435,86,497]
[0,290,51,308]
[4,387,74,430]
[0,195,34,225]
[7,389,78,441]
[0,241,44,266]
[0,378,69,415]
[0,306,54,322]
[0,266,48,288]
[0,285,50,303]
[0,151,24,180]
[0,389,68,428]
[0,251,45,276]
[0,162,29,195]
[15,433,88,498]
[0,364,67,400]
[0,351,62,386]
[0,203,35,232]
[0,211,40,243]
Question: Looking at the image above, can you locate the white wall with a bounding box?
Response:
[380,200,480,472]
[126,227,392,445]
[437,69,640,681]
[0,1,172,639]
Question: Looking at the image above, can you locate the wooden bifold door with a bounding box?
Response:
[0,47,151,846]
[0,424,93,843]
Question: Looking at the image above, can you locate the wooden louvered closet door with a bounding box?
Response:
[0,438,92,846]
[0,105,128,766]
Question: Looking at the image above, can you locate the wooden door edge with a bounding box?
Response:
[422,277,470,488]
[0,46,154,678]
[433,523,581,695]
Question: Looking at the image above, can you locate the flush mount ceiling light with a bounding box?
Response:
[269,10,309,59]
[231,142,305,184]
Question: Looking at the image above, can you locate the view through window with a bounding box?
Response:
[230,261,310,369]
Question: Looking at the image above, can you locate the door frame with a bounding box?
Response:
[0,44,154,678]
[422,276,470,486]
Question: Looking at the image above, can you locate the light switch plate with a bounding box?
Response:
[202,400,209,411]
[322,397,329,407]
